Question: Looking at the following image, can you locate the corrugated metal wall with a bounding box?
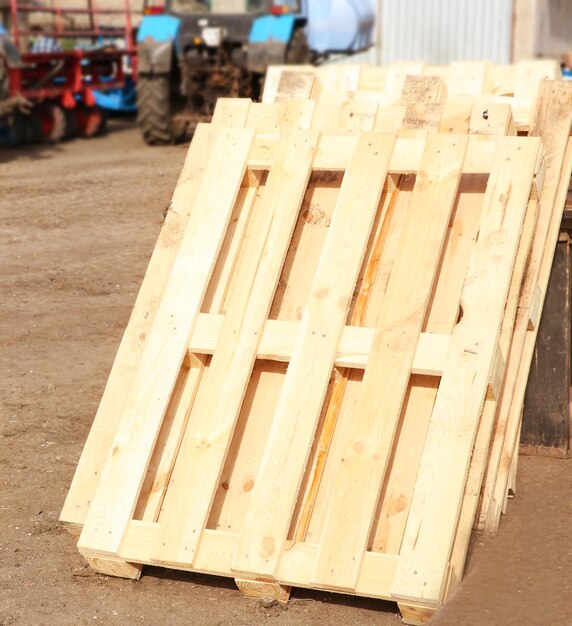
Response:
[381,0,513,65]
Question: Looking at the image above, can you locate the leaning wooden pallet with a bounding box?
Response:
[64,130,543,617]
[60,72,572,624]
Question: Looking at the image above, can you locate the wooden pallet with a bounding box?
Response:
[61,77,572,623]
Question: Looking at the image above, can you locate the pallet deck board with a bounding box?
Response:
[77,127,254,557]
[153,130,319,566]
[232,132,394,579]
[392,136,541,603]
[311,134,468,592]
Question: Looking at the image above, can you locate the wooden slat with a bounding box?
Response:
[300,176,411,548]
[392,136,541,603]
[134,354,207,521]
[445,189,540,598]
[290,176,401,551]
[448,62,487,96]
[207,170,345,542]
[230,133,394,578]
[152,130,319,566]
[118,521,398,600]
[400,75,447,105]
[59,113,251,531]
[211,98,252,125]
[77,127,254,556]
[248,133,501,173]
[440,107,531,586]
[135,171,266,522]
[184,314,451,374]
[469,103,514,136]
[370,172,488,556]
[311,135,468,592]
[276,70,316,101]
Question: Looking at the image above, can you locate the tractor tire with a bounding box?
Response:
[81,105,107,138]
[63,107,78,139]
[136,74,173,146]
[41,103,66,143]
[22,112,43,144]
[0,112,25,147]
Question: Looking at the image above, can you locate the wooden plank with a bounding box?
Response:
[370,173,487,557]
[312,100,378,133]
[469,103,515,136]
[521,240,571,456]
[400,75,447,105]
[439,103,472,134]
[231,132,395,578]
[184,314,450,374]
[152,130,319,567]
[312,135,468,592]
[208,170,344,545]
[134,355,206,521]
[120,521,399,599]
[445,189,540,598]
[401,104,443,136]
[76,127,254,557]
[248,133,500,174]
[211,98,252,125]
[514,60,561,100]
[392,136,541,603]
[447,62,487,95]
[302,177,414,546]
[135,174,265,522]
[275,70,316,101]
[245,101,315,131]
[59,117,250,531]
[385,63,425,95]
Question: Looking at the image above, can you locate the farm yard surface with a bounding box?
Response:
[1,121,571,626]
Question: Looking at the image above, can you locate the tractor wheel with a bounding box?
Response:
[0,112,26,147]
[81,106,107,138]
[63,107,78,139]
[286,28,312,65]
[136,74,173,146]
[40,103,66,143]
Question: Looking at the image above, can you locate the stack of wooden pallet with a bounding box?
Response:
[60,61,572,625]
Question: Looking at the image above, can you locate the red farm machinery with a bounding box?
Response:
[0,0,136,145]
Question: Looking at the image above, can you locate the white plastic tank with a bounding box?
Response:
[305,0,375,53]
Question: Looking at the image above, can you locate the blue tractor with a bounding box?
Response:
[136,0,375,144]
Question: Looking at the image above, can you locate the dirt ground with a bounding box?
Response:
[1,120,571,626]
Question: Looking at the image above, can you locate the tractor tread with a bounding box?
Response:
[137,75,174,146]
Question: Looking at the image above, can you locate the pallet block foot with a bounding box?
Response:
[398,602,438,625]
[85,555,143,580]
[61,522,82,542]
[235,578,291,603]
